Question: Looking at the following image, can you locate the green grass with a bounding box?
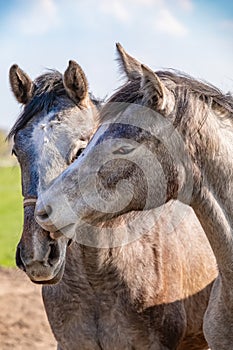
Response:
[0,166,23,266]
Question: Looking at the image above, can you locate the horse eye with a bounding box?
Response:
[113,146,135,155]
[71,148,85,163]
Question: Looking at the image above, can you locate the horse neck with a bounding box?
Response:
[189,111,233,278]
[79,218,163,307]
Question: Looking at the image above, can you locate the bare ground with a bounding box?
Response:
[0,267,57,350]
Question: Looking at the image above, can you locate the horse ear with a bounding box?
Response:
[116,43,142,80]
[9,64,33,104]
[140,64,166,110]
[63,60,89,107]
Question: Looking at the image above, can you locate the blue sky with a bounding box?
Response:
[0,0,232,131]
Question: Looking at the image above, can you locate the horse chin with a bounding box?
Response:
[30,259,66,285]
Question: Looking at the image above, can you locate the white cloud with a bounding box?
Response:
[155,9,188,36]
[99,0,163,22]
[221,20,233,31]
[132,0,163,5]
[100,0,130,22]
[177,0,194,12]
[17,0,60,35]
[98,0,188,37]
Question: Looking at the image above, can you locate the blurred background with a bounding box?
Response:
[0,0,233,266]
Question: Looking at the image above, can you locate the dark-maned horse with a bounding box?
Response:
[35,44,232,349]
[9,61,99,282]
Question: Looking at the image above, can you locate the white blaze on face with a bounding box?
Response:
[32,110,58,150]
[31,110,65,192]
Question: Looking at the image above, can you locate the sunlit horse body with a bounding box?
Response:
[8,61,216,350]
[35,44,233,349]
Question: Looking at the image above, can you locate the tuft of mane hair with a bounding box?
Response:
[101,70,233,121]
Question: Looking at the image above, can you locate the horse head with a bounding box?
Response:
[9,61,99,283]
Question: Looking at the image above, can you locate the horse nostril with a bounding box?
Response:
[36,205,52,221]
[68,239,73,247]
[48,243,59,265]
[15,245,26,271]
